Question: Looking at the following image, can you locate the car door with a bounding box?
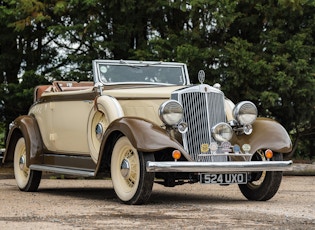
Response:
[50,98,94,155]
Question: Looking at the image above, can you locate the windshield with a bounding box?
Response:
[93,60,188,85]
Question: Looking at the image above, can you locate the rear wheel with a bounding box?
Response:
[110,136,154,205]
[14,137,42,192]
[239,150,283,201]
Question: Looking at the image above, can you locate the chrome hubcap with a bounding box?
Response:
[120,159,130,178]
[19,155,26,171]
[95,123,103,139]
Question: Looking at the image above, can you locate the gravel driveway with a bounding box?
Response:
[0,175,314,229]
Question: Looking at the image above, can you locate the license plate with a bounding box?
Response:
[199,173,247,184]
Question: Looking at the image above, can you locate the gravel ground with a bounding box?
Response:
[0,175,314,230]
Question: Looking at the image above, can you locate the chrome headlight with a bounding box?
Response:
[233,101,257,125]
[211,122,233,142]
[159,100,183,126]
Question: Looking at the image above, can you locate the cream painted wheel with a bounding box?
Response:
[111,136,154,205]
[13,137,41,192]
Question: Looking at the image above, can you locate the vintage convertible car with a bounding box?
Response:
[2,60,293,204]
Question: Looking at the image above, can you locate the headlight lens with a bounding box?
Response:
[211,122,233,142]
[233,101,257,125]
[159,100,183,126]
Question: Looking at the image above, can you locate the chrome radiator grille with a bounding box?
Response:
[172,85,226,162]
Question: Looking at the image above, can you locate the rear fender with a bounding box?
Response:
[4,115,43,166]
[232,117,292,154]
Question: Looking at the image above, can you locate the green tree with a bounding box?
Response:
[216,0,315,159]
[0,0,314,159]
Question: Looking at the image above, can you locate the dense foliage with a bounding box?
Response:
[0,0,314,159]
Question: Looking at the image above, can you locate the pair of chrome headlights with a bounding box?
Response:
[214,101,258,141]
[158,100,257,142]
[158,100,188,133]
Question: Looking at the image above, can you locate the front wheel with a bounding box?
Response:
[239,151,283,201]
[14,137,42,192]
[110,136,155,205]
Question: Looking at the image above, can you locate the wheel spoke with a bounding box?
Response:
[123,149,138,187]
[111,136,154,204]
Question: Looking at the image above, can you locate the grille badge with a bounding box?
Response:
[200,143,209,153]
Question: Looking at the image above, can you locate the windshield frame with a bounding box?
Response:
[92,60,190,86]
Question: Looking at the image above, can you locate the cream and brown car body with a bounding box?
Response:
[3,60,292,204]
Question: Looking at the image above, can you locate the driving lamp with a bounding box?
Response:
[265,149,273,159]
[159,100,183,126]
[177,122,188,133]
[233,101,257,125]
[172,150,181,160]
[211,122,233,142]
[243,124,253,135]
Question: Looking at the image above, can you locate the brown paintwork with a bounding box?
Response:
[4,115,43,166]
[4,79,292,174]
[37,91,97,103]
[106,117,187,153]
[4,115,96,171]
[34,85,51,102]
[4,114,292,170]
[4,115,187,173]
[43,153,96,170]
[96,117,190,172]
[232,117,292,154]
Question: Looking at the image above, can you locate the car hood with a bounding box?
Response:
[103,85,187,99]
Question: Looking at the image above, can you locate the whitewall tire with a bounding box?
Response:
[14,137,42,192]
[110,136,154,204]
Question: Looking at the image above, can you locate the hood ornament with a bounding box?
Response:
[198,70,205,84]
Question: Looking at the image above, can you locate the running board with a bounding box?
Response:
[30,165,95,177]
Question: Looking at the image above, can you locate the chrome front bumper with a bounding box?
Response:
[146,160,293,173]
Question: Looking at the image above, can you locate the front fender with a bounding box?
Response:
[232,117,292,154]
[101,117,188,157]
[4,115,43,166]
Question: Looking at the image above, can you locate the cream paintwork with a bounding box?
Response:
[31,100,94,153]
[89,95,124,162]
[103,85,184,98]
[52,100,94,153]
[28,85,184,159]
[29,103,54,151]
[118,99,166,125]
[224,98,235,122]
[103,85,185,126]
[2,60,293,205]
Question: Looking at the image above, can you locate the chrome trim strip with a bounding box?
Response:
[30,165,95,177]
[146,160,293,173]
